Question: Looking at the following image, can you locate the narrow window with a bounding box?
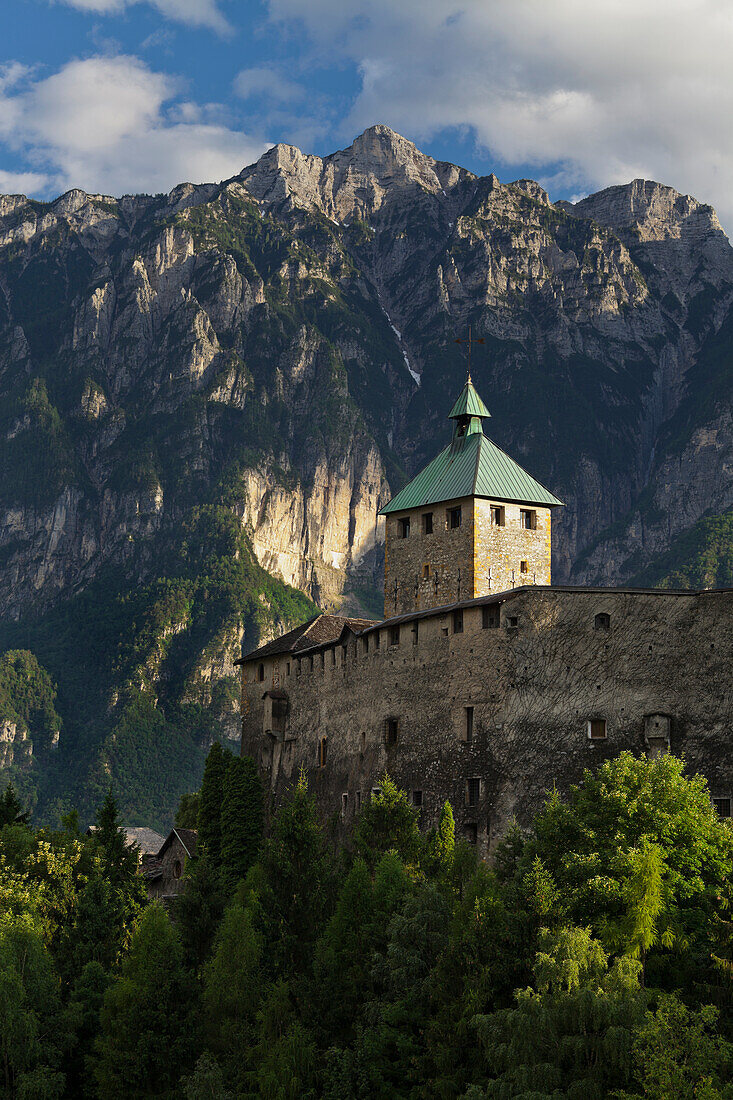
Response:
[482,605,500,629]
[272,697,288,737]
[422,512,433,535]
[308,655,314,672]
[453,609,463,633]
[356,790,362,812]
[412,621,419,645]
[465,706,474,743]
[385,717,399,746]
[588,719,607,740]
[389,625,400,646]
[398,517,410,539]
[520,561,528,574]
[712,797,731,819]
[412,790,423,808]
[464,823,478,845]
[490,505,505,526]
[286,662,291,675]
[447,506,462,530]
[594,613,611,631]
[173,859,182,879]
[360,730,366,753]
[341,793,349,819]
[520,509,536,530]
[318,736,328,767]
[374,631,380,650]
[507,615,518,628]
[258,663,265,682]
[422,563,430,580]
[466,777,481,806]
[331,648,336,666]
[296,659,301,677]
[363,635,369,654]
[341,644,348,665]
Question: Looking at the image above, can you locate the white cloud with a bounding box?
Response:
[234,65,305,105]
[0,55,270,197]
[53,0,231,35]
[267,0,733,231]
[0,170,53,194]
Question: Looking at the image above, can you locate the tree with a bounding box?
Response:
[353,775,422,869]
[261,773,335,973]
[219,755,263,887]
[175,791,200,830]
[175,854,226,973]
[0,782,29,827]
[197,743,230,867]
[94,903,194,1098]
[92,789,139,890]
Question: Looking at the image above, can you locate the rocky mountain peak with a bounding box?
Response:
[562,178,726,243]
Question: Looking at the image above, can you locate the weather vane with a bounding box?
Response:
[454,325,484,381]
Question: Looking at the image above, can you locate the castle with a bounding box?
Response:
[238,380,733,856]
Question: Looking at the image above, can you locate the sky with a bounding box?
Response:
[2,0,733,231]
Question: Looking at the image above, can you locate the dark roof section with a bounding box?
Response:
[236,613,377,664]
[158,827,198,859]
[380,431,564,514]
[241,584,733,662]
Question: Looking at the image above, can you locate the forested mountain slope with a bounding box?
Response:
[1,125,732,822]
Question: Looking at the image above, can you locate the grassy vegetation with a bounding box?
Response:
[630,509,733,589]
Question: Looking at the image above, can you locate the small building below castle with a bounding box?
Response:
[237,379,733,856]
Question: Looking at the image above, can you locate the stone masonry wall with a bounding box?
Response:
[384,498,553,618]
[240,587,733,859]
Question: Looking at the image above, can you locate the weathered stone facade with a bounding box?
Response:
[384,497,552,615]
[239,586,733,857]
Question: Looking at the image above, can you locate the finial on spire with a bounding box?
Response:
[454,324,485,379]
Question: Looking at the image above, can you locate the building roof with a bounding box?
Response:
[448,377,491,420]
[158,827,198,859]
[87,825,166,855]
[380,430,564,514]
[236,613,378,664]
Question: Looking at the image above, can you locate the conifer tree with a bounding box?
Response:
[0,781,28,826]
[353,775,422,869]
[219,755,263,887]
[94,903,194,1097]
[197,742,230,867]
[93,788,138,889]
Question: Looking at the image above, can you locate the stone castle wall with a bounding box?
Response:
[240,587,733,858]
[383,497,552,618]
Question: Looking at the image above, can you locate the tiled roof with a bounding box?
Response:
[237,613,377,663]
[123,827,165,855]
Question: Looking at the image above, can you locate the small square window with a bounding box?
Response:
[422,563,430,580]
[422,513,433,535]
[398,517,410,539]
[520,509,536,530]
[490,505,505,526]
[482,605,500,629]
[507,615,518,629]
[466,777,481,806]
[713,797,731,819]
[588,719,607,740]
[453,609,463,633]
[412,790,423,807]
[447,506,462,530]
[385,718,399,746]
[594,613,611,631]
[520,561,529,574]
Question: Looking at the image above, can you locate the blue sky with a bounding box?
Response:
[3,0,733,231]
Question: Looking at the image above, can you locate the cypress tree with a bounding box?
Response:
[94,788,139,889]
[198,742,230,867]
[0,781,28,826]
[220,755,263,887]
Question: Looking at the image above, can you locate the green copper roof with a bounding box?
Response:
[380,432,563,513]
[448,378,491,420]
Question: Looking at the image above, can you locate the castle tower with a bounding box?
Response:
[379,378,563,616]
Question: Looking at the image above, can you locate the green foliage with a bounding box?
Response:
[94,903,195,1098]
[353,774,423,870]
[630,508,733,589]
[219,755,263,888]
[0,782,29,826]
[175,791,200,830]
[0,651,61,750]
[198,742,230,866]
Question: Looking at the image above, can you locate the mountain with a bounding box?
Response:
[1,124,732,823]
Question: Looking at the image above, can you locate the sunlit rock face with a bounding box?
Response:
[2,125,733,623]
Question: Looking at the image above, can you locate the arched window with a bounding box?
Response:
[173,859,182,879]
[258,663,265,682]
[318,736,328,768]
[594,613,611,631]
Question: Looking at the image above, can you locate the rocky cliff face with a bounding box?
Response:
[2,125,733,820]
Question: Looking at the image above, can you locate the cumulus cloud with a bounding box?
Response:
[53,0,231,34]
[267,0,733,230]
[234,65,306,105]
[0,55,270,197]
